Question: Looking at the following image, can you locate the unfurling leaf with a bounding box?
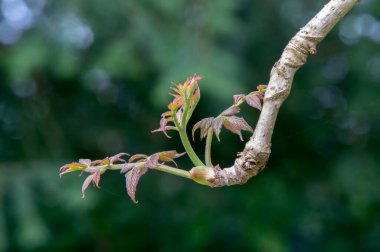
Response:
[153,150,185,167]
[232,84,267,111]
[212,117,224,141]
[152,115,176,138]
[257,84,267,93]
[110,152,130,163]
[192,117,214,140]
[233,94,245,105]
[213,116,253,141]
[128,154,148,163]
[223,116,253,141]
[155,75,203,134]
[122,149,186,203]
[61,152,131,198]
[122,150,184,172]
[194,104,253,142]
[79,159,91,166]
[145,150,185,168]
[244,84,267,111]
[245,92,263,111]
[125,167,148,204]
[82,170,103,198]
[59,161,88,176]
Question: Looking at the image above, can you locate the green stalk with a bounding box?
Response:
[205,128,214,167]
[173,112,204,166]
[172,96,204,167]
[155,164,191,179]
[179,127,205,167]
[107,164,191,179]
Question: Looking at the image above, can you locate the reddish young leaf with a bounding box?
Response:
[168,96,183,111]
[79,159,91,166]
[245,93,262,111]
[192,117,214,140]
[223,116,254,141]
[233,94,245,105]
[176,108,183,123]
[81,170,102,198]
[155,75,203,136]
[155,150,185,167]
[188,75,202,85]
[120,163,136,173]
[243,84,267,111]
[92,170,101,187]
[128,154,148,163]
[152,117,172,138]
[109,152,130,163]
[125,167,148,204]
[145,155,160,168]
[220,106,240,116]
[156,150,185,162]
[190,86,200,106]
[212,117,224,141]
[144,150,185,168]
[82,174,94,198]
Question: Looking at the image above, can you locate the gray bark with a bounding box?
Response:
[213,0,359,187]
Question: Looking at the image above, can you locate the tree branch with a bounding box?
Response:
[212,0,359,187]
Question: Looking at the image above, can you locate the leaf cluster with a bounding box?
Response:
[60,76,266,203]
[60,151,183,203]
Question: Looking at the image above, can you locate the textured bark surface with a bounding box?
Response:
[213,0,359,187]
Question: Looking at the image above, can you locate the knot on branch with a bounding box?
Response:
[265,33,323,102]
[212,148,270,187]
[237,148,270,177]
[285,34,324,67]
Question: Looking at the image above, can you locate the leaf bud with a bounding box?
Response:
[189,166,216,186]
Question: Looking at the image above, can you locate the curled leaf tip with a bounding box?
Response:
[110,152,130,163]
[188,75,203,85]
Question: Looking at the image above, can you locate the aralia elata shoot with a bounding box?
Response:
[60,76,266,203]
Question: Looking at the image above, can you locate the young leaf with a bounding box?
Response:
[81,169,103,198]
[155,75,203,134]
[152,117,173,138]
[59,162,88,176]
[125,167,148,204]
[110,152,130,163]
[122,150,184,172]
[244,84,267,111]
[153,150,185,167]
[128,154,148,163]
[257,84,267,93]
[233,94,245,105]
[176,109,183,123]
[222,116,253,141]
[212,107,253,141]
[220,106,240,116]
[245,92,263,111]
[82,174,94,198]
[192,117,214,140]
[145,156,160,169]
[212,117,224,141]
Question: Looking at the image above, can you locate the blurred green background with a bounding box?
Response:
[1,0,380,251]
